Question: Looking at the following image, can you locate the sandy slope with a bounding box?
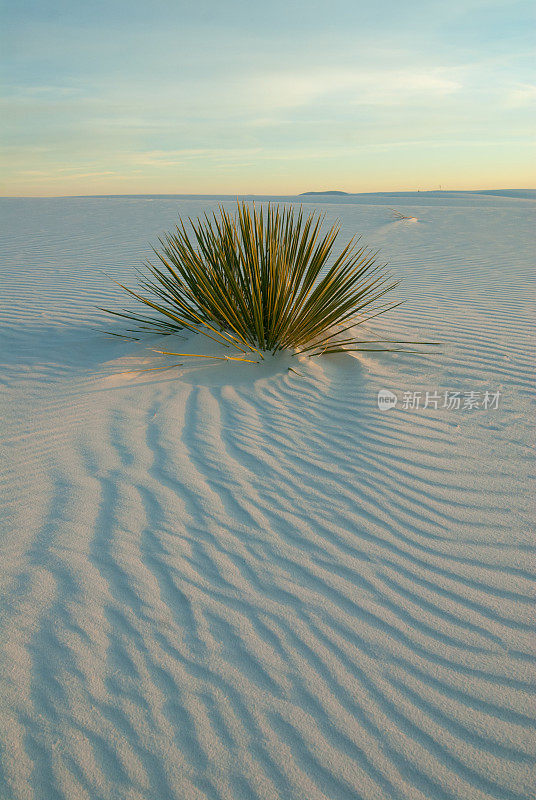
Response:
[0,192,535,800]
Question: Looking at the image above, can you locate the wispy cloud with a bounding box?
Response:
[130,148,262,167]
[506,83,536,107]
[248,68,461,111]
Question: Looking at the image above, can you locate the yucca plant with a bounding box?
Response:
[105,202,423,362]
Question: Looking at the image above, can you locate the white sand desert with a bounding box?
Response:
[0,191,534,800]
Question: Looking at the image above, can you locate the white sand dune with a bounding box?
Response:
[0,192,535,800]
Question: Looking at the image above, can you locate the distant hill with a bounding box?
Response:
[299,190,350,196]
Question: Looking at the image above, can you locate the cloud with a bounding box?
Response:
[249,68,461,111]
[506,83,536,107]
[13,169,117,181]
[130,148,262,167]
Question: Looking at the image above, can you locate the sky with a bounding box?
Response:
[1,0,535,196]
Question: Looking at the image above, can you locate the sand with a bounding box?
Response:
[0,191,534,800]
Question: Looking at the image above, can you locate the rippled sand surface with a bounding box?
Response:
[1,192,534,800]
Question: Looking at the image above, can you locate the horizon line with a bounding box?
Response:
[1,188,535,200]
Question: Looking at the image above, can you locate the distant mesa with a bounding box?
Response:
[299,190,350,196]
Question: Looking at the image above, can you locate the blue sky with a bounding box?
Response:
[1,0,534,195]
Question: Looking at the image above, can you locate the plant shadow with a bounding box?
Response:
[0,316,368,394]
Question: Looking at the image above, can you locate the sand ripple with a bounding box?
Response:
[0,193,535,800]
